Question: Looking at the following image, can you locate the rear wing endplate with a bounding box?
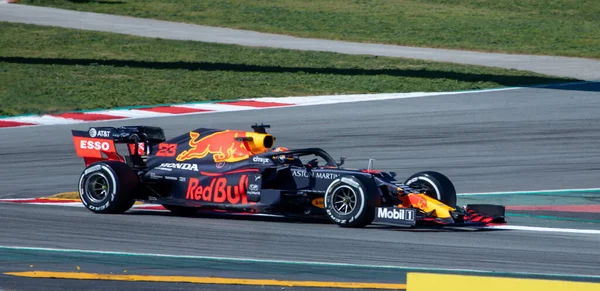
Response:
[71,126,165,167]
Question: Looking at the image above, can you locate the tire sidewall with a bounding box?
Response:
[404,171,456,207]
[324,176,367,226]
[78,163,119,213]
[405,175,442,201]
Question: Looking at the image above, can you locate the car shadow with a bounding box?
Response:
[124,208,332,224]
[535,80,600,92]
[0,56,574,88]
[370,224,508,232]
[124,208,508,231]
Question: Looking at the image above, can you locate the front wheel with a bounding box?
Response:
[324,176,378,228]
[404,171,456,207]
[78,161,138,214]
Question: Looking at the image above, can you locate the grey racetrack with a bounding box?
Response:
[2,83,600,198]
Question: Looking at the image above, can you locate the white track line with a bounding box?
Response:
[2,81,596,128]
[244,89,517,106]
[458,188,600,196]
[3,115,80,125]
[95,109,173,118]
[175,103,257,112]
[0,87,523,128]
[0,245,599,280]
[1,245,600,280]
[490,225,600,235]
[2,198,599,235]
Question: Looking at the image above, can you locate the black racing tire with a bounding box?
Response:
[162,204,198,216]
[78,161,138,214]
[324,176,378,228]
[404,171,456,207]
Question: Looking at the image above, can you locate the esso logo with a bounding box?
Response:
[80,140,110,151]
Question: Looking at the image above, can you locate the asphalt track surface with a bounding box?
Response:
[2,82,600,197]
[1,83,600,290]
[1,3,600,81]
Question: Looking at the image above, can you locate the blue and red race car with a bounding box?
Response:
[72,124,506,228]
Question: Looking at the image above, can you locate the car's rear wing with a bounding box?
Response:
[71,126,166,167]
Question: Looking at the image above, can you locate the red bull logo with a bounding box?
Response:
[176,130,253,163]
[311,197,324,208]
[186,175,248,204]
[403,194,428,210]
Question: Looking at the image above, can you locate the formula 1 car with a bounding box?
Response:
[72,124,505,228]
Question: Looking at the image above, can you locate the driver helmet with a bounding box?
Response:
[271,146,293,163]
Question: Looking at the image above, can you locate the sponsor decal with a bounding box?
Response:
[97,130,111,138]
[186,175,249,204]
[88,128,111,138]
[414,196,428,209]
[179,177,187,182]
[247,183,260,196]
[164,176,178,181]
[156,143,177,157]
[292,169,339,180]
[341,177,359,187]
[79,139,111,151]
[306,190,326,194]
[149,173,163,179]
[128,142,146,156]
[176,131,253,163]
[155,163,199,172]
[376,207,415,221]
[252,156,271,164]
[88,203,110,211]
[406,177,419,185]
[83,165,101,175]
[403,194,428,209]
[311,197,324,208]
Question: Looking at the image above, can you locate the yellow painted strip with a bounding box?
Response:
[38,197,79,201]
[46,192,79,199]
[4,271,406,290]
[407,273,600,291]
[45,192,143,204]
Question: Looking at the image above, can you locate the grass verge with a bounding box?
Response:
[0,22,570,116]
[18,0,600,59]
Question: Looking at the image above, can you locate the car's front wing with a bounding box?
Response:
[372,204,506,228]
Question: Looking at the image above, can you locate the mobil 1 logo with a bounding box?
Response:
[372,207,416,226]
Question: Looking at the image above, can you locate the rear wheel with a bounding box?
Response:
[324,176,378,228]
[404,171,456,207]
[78,161,138,214]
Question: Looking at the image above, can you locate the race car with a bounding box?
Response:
[72,124,506,228]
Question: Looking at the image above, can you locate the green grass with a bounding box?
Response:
[0,22,569,116]
[18,0,600,59]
